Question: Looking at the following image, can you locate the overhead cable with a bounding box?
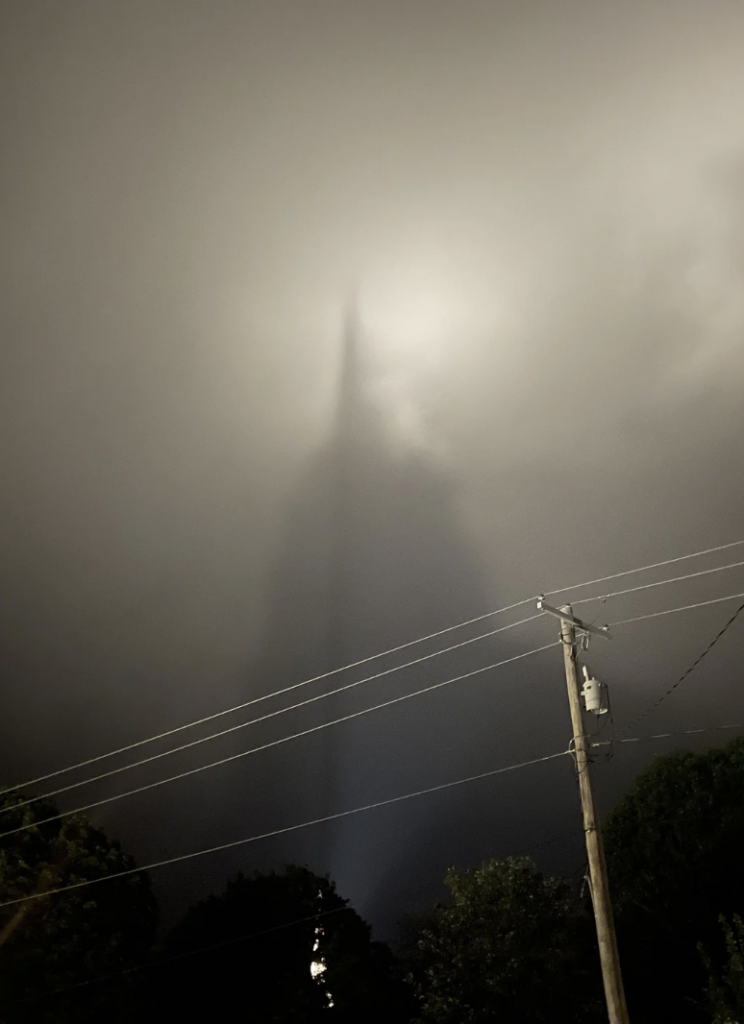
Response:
[8,538,741,797]
[3,600,537,795]
[572,559,744,608]
[611,591,744,627]
[0,642,559,840]
[593,722,743,748]
[543,539,744,599]
[618,598,744,734]
[5,612,545,814]
[0,749,568,910]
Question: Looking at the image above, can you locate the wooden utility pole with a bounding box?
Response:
[560,606,630,1024]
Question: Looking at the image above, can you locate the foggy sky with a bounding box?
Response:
[2,0,744,937]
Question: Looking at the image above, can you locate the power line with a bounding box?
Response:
[593,722,743,748]
[30,759,744,1008]
[611,591,744,627]
[572,559,744,608]
[8,538,741,798]
[618,599,744,735]
[16,578,739,831]
[543,539,744,599]
[1,600,535,796]
[5,587,741,935]
[0,749,568,911]
[0,642,560,841]
[4,612,546,815]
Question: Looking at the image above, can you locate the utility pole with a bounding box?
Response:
[552,602,630,1024]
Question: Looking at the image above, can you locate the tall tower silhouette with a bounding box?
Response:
[310,300,372,838]
[326,299,365,674]
[124,300,512,933]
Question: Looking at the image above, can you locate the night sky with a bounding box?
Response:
[2,0,744,939]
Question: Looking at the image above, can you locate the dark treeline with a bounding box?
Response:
[1,737,743,1023]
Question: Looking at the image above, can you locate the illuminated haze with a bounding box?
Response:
[1,0,743,936]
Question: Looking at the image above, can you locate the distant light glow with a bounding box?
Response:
[310,910,334,1007]
[351,260,482,459]
[361,274,460,372]
[357,245,497,378]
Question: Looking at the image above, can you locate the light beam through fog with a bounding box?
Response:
[1,0,744,939]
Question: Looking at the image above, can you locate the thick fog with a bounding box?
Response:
[1,0,743,935]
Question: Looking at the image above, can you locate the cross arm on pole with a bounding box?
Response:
[536,597,612,640]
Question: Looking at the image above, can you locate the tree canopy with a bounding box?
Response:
[604,735,744,1024]
[141,863,412,1023]
[0,790,157,1023]
[701,913,744,1024]
[409,856,602,1024]
[2,737,743,1023]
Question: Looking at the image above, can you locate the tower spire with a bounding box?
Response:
[335,291,363,439]
[327,295,362,671]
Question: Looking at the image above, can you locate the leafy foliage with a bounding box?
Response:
[409,856,602,1023]
[701,914,744,1024]
[4,736,744,1023]
[141,864,412,1023]
[0,790,157,1023]
[604,736,744,1024]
